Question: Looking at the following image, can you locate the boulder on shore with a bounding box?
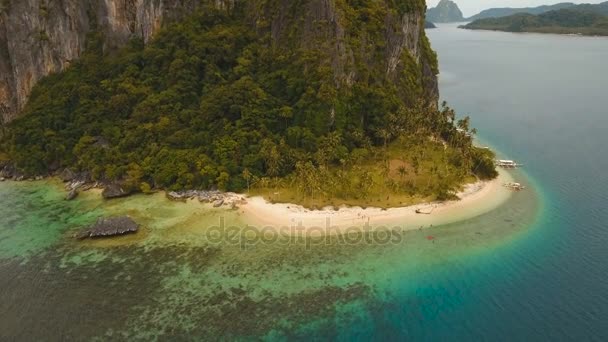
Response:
[167,191,187,201]
[65,189,79,201]
[77,216,139,239]
[102,183,131,199]
[0,164,16,179]
[59,168,77,182]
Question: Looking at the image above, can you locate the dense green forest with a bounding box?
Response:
[1,3,496,204]
[462,2,608,35]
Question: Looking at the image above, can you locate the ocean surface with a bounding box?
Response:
[0,24,606,340]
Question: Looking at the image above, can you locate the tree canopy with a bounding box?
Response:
[1,3,495,199]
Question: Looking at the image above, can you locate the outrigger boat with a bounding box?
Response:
[415,206,435,214]
[503,182,526,191]
[495,159,523,168]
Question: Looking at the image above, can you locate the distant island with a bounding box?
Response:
[461,1,608,36]
[467,2,575,21]
[427,0,464,23]
[425,21,437,29]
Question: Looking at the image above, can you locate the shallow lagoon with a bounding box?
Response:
[0,165,540,340]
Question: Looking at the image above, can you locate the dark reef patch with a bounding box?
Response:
[0,239,378,340]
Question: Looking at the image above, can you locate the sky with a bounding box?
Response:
[426,0,605,17]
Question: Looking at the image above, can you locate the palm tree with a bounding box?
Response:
[0,108,6,138]
[457,116,471,132]
[259,177,270,189]
[266,146,282,179]
[411,156,420,188]
[359,170,374,198]
[242,168,252,193]
[295,161,320,202]
[306,164,321,206]
[397,165,407,180]
[375,128,392,151]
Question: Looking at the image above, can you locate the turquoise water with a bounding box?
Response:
[421,24,608,340]
[0,24,606,340]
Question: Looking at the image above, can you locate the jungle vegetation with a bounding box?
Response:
[1,2,497,207]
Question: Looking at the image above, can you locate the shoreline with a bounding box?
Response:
[458,26,608,38]
[0,168,516,236]
[238,168,514,234]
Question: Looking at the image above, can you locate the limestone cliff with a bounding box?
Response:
[0,0,201,123]
[0,0,438,123]
[426,0,464,23]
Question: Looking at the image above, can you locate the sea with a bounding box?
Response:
[0,23,607,340]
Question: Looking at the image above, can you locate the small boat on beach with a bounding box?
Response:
[415,206,435,214]
[503,182,526,191]
[496,160,523,168]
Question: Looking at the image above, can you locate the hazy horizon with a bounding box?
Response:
[426,0,606,17]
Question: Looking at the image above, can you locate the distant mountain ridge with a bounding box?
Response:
[427,0,464,23]
[467,2,575,21]
[571,1,608,15]
[462,1,608,36]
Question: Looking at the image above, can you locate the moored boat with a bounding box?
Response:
[496,159,523,168]
[503,182,526,190]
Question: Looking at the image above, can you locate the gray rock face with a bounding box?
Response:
[426,0,464,23]
[0,164,12,178]
[0,0,205,122]
[102,183,131,199]
[166,191,188,201]
[65,189,79,201]
[77,216,139,239]
[0,163,23,180]
[59,168,77,182]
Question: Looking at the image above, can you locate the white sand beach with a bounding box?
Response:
[72,168,515,237]
[240,169,514,235]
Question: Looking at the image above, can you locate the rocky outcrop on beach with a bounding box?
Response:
[166,190,246,208]
[102,182,132,199]
[0,163,24,180]
[59,169,91,188]
[77,216,139,239]
[55,167,98,198]
[58,168,77,182]
[65,188,78,201]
